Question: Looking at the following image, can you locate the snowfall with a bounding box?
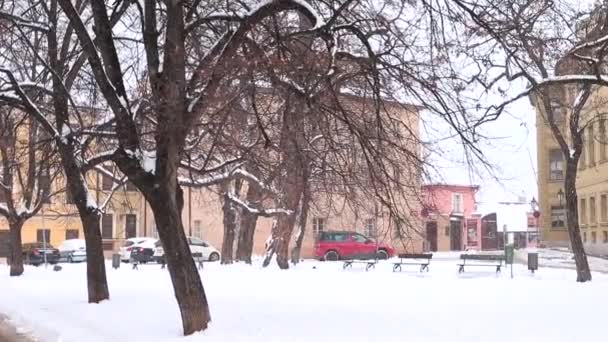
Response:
[1,251,608,342]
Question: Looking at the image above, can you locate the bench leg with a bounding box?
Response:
[393,264,401,272]
[343,262,351,270]
[132,263,138,270]
[420,264,429,272]
[458,265,464,273]
[496,265,502,273]
[366,263,375,271]
[198,260,204,270]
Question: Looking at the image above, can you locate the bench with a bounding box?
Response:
[161,252,205,270]
[392,253,433,272]
[343,260,377,271]
[458,254,505,274]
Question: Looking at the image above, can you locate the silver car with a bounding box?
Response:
[57,239,87,263]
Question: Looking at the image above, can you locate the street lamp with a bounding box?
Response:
[557,189,565,206]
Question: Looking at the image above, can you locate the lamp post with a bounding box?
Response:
[557,188,564,207]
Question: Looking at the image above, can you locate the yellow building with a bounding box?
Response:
[533,87,608,255]
[1,99,422,259]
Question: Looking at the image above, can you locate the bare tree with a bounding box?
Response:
[423,0,608,281]
[0,109,57,276]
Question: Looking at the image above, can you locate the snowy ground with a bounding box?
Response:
[515,247,608,273]
[1,255,607,342]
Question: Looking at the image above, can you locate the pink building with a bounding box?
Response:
[421,184,481,251]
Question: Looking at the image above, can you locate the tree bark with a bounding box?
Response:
[221,191,237,265]
[291,183,311,265]
[8,221,24,276]
[147,185,211,335]
[235,182,262,264]
[564,159,592,282]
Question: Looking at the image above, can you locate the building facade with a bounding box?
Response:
[534,87,608,255]
[421,184,481,251]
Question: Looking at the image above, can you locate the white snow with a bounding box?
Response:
[1,256,608,342]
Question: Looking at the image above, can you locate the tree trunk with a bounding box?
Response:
[147,187,211,335]
[8,221,24,276]
[564,158,592,282]
[235,183,262,264]
[59,146,110,303]
[221,191,237,265]
[291,183,311,265]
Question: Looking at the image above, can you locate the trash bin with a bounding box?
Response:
[112,253,121,269]
[504,244,514,264]
[528,252,538,273]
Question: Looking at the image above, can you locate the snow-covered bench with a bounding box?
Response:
[392,253,433,272]
[343,260,377,271]
[162,252,204,270]
[458,254,505,274]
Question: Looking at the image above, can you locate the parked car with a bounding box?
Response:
[314,231,395,261]
[22,242,60,266]
[120,237,157,263]
[153,237,220,263]
[57,239,87,263]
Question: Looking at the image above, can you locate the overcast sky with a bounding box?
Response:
[422,85,538,207]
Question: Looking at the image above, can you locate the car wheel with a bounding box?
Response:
[377,249,389,260]
[209,252,220,262]
[324,250,340,261]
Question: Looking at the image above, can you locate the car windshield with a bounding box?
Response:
[123,241,135,247]
[155,241,163,247]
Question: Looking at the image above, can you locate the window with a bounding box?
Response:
[604,231,608,243]
[580,198,587,225]
[549,100,565,122]
[36,229,51,243]
[601,195,608,222]
[125,214,137,238]
[312,218,326,235]
[101,173,113,191]
[589,124,596,166]
[549,149,564,180]
[101,213,113,239]
[319,232,348,242]
[583,232,587,243]
[364,218,376,238]
[452,193,464,213]
[39,173,51,204]
[600,119,607,162]
[65,229,79,240]
[592,231,597,243]
[189,237,204,246]
[551,206,566,228]
[351,233,368,243]
[590,197,597,224]
[193,220,202,238]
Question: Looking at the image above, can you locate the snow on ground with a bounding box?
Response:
[1,255,608,342]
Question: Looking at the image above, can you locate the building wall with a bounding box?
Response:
[534,87,608,254]
[422,184,480,251]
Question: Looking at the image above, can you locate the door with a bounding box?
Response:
[125,214,137,238]
[481,214,498,250]
[0,231,9,257]
[426,222,438,252]
[350,233,375,259]
[188,237,206,257]
[449,219,462,251]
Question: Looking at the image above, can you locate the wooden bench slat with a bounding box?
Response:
[398,253,433,259]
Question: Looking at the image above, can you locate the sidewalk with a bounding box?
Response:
[515,248,608,273]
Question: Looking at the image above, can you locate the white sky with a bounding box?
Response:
[422,84,538,206]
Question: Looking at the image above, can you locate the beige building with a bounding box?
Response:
[1,100,422,260]
[534,86,608,255]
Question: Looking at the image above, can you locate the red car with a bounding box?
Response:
[315,231,395,261]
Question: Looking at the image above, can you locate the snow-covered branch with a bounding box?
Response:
[227,192,292,217]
